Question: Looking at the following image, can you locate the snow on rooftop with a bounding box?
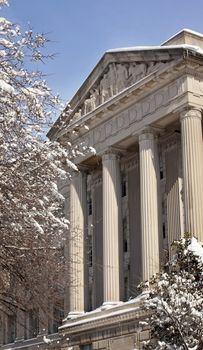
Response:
[161,28,203,45]
[107,28,203,54]
[106,44,203,56]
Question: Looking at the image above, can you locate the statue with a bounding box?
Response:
[73,108,82,120]
[108,63,117,96]
[129,63,147,84]
[90,88,100,109]
[84,97,92,114]
[116,64,128,92]
[147,61,164,74]
[100,73,109,103]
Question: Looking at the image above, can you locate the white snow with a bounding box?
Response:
[0,0,8,7]
[43,335,51,344]
[0,79,15,93]
[188,237,203,263]
[0,17,11,28]
[107,44,203,56]
[0,38,13,48]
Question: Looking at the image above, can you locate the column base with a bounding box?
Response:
[101,301,123,310]
[66,311,85,319]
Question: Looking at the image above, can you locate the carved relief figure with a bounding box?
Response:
[129,63,147,84]
[84,97,92,114]
[147,61,164,74]
[73,108,82,121]
[90,88,100,109]
[100,73,109,103]
[116,64,128,92]
[77,60,166,117]
[108,63,117,96]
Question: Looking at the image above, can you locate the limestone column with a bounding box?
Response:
[102,150,122,304]
[139,130,160,282]
[68,170,87,316]
[181,108,203,240]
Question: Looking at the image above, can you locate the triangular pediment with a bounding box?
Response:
[71,60,167,122]
[47,29,203,140]
[67,47,185,124]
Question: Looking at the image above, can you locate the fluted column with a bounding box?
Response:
[68,170,87,316]
[139,130,160,282]
[102,151,121,304]
[181,108,203,240]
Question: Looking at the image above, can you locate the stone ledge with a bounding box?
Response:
[59,298,150,336]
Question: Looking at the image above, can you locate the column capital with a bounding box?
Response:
[69,168,79,179]
[102,148,121,161]
[70,166,89,179]
[180,108,202,121]
[139,127,157,142]
[78,164,90,173]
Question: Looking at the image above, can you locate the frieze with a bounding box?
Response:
[70,61,166,123]
[192,76,203,95]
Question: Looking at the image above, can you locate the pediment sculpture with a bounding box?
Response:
[71,61,165,123]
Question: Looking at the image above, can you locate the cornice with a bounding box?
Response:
[59,300,149,336]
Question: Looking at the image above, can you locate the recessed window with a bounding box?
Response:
[123,218,128,252]
[163,223,166,239]
[87,235,93,267]
[124,276,129,301]
[29,309,39,338]
[80,345,92,350]
[87,193,92,215]
[121,175,127,197]
[53,303,64,334]
[7,314,16,343]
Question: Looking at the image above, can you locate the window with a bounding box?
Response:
[160,170,164,179]
[29,309,39,338]
[7,314,16,343]
[87,193,92,215]
[87,235,93,267]
[124,276,129,301]
[163,223,166,239]
[53,303,64,333]
[121,174,127,197]
[123,218,128,252]
[80,345,92,350]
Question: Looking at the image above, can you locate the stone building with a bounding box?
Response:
[2,28,203,350]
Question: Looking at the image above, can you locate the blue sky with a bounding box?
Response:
[2,0,203,104]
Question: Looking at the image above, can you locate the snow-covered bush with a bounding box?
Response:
[143,236,203,350]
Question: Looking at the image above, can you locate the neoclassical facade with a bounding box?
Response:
[2,28,203,350]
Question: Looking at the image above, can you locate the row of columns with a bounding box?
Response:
[68,108,203,316]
